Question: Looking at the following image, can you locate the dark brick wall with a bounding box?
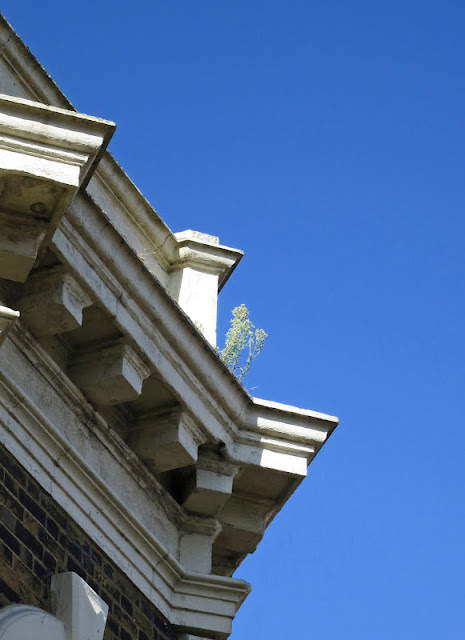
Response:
[0,443,179,640]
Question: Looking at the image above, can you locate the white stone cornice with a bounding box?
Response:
[0,327,250,639]
[86,155,177,280]
[0,94,114,281]
[248,396,339,441]
[0,23,337,461]
[0,13,339,639]
[52,202,338,477]
[52,205,248,446]
[0,94,113,184]
[171,573,250,639]
[168,230,243,346]
[172,230,243,289]
[0,99,113,177]
[233,396,338,475]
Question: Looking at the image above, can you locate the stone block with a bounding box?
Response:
[70,341,150,406]
[129,409,203,473]
[169,230,243,346]
[179,516,221,573]
[0,221,44,283]
[217,496,270,554]
[51,572,108,640]
[181,455,236,517]
[18,268,92,337]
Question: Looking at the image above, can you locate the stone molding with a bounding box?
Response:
[0,326,250,639]
[52,205,338,478]
[0,16,239,302]
[172,230,243,291]
[0,13,338,639]
[0,94,114,282]
[168,230,243,345]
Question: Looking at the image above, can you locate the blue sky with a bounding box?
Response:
[3,2,465,638]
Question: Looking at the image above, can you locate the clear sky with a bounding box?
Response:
[3,2,465,638]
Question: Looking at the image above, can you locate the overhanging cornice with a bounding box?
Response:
[0,12,339,638]
[0,15,241,295]
[0,325,250,639]
[0,94,115,282]
[51,199,338,476]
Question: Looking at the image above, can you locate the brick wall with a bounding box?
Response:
[0,443,179,640]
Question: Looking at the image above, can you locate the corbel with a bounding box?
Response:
[128,407,206,473]
[17,265,92,336]
[70,339,150,406]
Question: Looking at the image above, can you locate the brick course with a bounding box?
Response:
[0,443,179,640]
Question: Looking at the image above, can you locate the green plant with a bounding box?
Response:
[218,304,267,381]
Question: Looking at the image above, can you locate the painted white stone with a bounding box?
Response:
[0,15,339,640]
[179,517,221,574]
[0,573,107,640]
[0,606,64,640]
[129,408,204,473]
[0,329,250,638]
[0,94,114,281]
[218,495,270,554]
[70,340,151,406]
[181,455,236,517]
[180,534,211,573]
[169,230,242,346]
[53,203,338,477]
[51,572,108,640]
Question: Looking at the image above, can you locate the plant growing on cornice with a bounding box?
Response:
[218,304,267,381]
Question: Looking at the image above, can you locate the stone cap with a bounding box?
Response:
[173,230,243,292]
[0,93,116,189]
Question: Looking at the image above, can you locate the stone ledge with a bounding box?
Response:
[0,328,250,639]
[0,94,114,282]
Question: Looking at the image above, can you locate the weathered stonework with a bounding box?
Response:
[0,12,339,640]
[0,95,114,283]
